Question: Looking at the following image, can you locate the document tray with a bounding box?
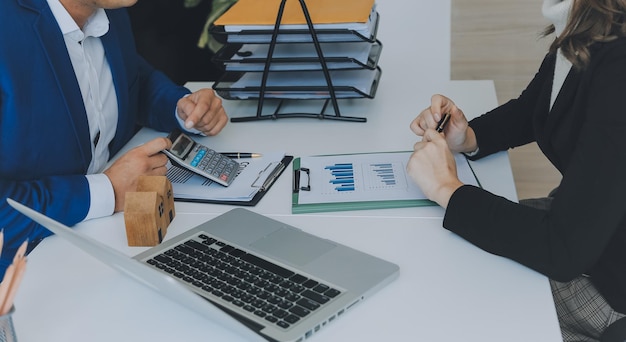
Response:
[213,67,381,100]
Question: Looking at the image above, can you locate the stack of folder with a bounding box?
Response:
[215,0,374,25]
[214,0,378,42]
[210,0,383,103]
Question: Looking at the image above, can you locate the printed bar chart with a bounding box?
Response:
[294,152,480,213]
[370,163,396,186]
[325,163,355,191]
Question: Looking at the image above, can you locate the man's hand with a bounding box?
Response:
[177,88,228,136]
[104,137,172,212]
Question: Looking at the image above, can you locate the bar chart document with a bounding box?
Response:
[292,151,480,213]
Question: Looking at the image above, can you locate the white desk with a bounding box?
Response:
[12,0,562,340]
[13,81,561,342]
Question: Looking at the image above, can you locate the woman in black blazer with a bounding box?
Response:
[408,0,626,340]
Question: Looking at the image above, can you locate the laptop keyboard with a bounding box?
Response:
[145,233,342,330]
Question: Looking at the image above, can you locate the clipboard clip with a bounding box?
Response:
[293,168,311,193]
[253,161,286,192]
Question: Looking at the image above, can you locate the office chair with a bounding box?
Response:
[601,316,626,342]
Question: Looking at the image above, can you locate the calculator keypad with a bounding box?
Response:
[190,146,239,184]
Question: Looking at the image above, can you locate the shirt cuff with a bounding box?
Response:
[84,174,115,221]
[463,147,480,157]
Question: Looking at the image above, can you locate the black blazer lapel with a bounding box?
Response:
[540,67,583,172]
[546,67,581,130]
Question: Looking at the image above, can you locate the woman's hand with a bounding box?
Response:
[410,94,477,154]
[407,125,464,209]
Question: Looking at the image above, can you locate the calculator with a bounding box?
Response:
[163,129,240,186]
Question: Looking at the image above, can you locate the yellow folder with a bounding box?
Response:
[214,0,375,26]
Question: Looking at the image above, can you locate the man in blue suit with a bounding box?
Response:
[0,0,229,276]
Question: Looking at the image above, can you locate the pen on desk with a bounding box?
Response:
[221,152,262,159]
[435,113,451,133]
[260,161,286,191]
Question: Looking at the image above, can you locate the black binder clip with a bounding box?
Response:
[293,168,311,193]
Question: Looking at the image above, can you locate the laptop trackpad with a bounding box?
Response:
[250,228,335,266]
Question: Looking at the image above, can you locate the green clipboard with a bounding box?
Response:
[291,152,444,214]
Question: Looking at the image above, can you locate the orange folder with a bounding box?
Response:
[214,0,375,26]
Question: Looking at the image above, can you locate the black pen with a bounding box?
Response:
[435,113,451,133]
[221,152,262,158]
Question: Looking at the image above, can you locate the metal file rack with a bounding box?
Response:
[210,0,383,122]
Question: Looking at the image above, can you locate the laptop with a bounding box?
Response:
[7,199,399,342]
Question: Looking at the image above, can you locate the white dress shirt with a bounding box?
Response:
[46,1,199,221]
[542,0,574,109]
[47,0,116,220]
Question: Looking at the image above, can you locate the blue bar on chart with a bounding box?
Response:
[371,163,396,186]
[325,163,355,192]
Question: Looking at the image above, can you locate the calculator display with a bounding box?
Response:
[164,129,239,187]
[170,134,194,159]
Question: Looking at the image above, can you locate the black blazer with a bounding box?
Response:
[444,38,626,313]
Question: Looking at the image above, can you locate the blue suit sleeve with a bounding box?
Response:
[135,56,191,132]
[0,175,89,276]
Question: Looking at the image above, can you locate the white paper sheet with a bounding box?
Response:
[297,152,479,205]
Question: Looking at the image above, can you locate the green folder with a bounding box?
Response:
[291,152,443,214]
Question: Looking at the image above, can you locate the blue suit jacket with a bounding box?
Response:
[0,0,190,274]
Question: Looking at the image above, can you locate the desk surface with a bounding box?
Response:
[12,0,562,340]
[13,81,561,342]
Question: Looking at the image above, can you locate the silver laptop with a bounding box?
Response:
[8,199,399,342]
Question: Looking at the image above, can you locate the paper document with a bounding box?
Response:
[215,0,376,26]
[224,42,374,71]
[225,68,379,99]
[292,152,480,213]
[221,8,379,43]
[168,151,286,202]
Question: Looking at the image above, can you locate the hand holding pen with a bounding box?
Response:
[435,113,451,133]
[410,94,478,154]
